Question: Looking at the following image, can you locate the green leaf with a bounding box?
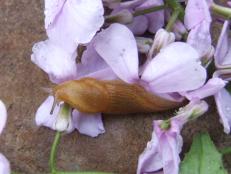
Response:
[180,132,228,174]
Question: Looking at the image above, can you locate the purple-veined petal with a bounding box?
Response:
[137,100,208,174]
[187,21,212,58]
[215,88,231,134]
[47,0,104,52]
[137,131,163,174]
[35,96,74,133]
[142,42,206,93]
[0,100,7,135]
[44,0,66,29]
[77,42,117,80]
[146,62,206,93]
[160,133,181,174]
[214,20,231,68]
[182,77,226,100]
[94,23,139,83]
[127,15,149,35]
[184,0,211,30]
[72,110,105,137]
[31,40,77,84]
[0,153,10,174]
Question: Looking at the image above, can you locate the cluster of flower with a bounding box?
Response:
[0,0,228,173]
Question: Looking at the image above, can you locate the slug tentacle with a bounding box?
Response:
[53,78,181,114]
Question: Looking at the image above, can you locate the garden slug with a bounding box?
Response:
[53,78,181,114]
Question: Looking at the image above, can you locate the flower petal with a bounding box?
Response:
[137,131,163,174]
[77,42,117,80]
[94,23,139,83]
[0,100,7,135]
[147,62,206,93]
[31,40,77,84]
[127,15,148,35]
[182,78,226,100]
[137,0,164,33]
[0,153,10,174]
[187,21,212,58]
[35,96,74,133]
[142,42,206,93]
[184,0,211,30]
[72,110,105,137]
[160,133,181,174]
[44,0,66,29]
[47,0,104,52]
[214,20,231,68]
[215,88,231,134]
[35,96,60,130]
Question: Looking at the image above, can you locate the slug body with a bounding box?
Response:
[53,78,180,114]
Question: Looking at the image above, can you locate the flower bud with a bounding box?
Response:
[148,28,175,58]
[105,9,133,25]
[173,20,188,40]
[176,100,209,122]
[55,103,73,132]
[135,37,153,54]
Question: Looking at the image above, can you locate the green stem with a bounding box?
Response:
[165,10,180,32]
[220,147,231,155]
[133,5,165,17]
[49,131,62,174]
[211,3,231,19]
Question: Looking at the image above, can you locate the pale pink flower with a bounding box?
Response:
[32,0,106,137]
[185,0,214,61]
[93,24,207,102]
[32,0,105,84]
[137,100,208,174]
[33,23,207,136]
[45,0,104,53]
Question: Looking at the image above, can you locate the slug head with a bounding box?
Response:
[53,78,109,113]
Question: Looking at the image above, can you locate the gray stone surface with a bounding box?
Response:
[0,0,230,174]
